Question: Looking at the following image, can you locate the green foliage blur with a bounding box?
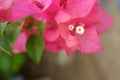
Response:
[0,22,26,79]
[0,19,45,79]
[0,53,26,80]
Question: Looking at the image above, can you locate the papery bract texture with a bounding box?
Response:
[44,0,113,55]
[1,0,113,55]
[11,0,52,21]
[13,32,28,53]
[13,18,39,53]
[0,0,14,21]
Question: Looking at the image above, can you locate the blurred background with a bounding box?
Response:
[1,0,120,80]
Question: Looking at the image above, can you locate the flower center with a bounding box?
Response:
[68,25,74,31]
[76,26,85,35]
[68,23,85,35]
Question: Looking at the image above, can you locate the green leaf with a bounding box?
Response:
[0,36,12,71]
[35,21,45,27]
[0,22,8,37]
[0,36,12,56]
[34,21,45,34]
[0,54,11,72]
[0,53,26,79]
[5,22,23,44]
[11,54,26,73]
[26,35,44,63]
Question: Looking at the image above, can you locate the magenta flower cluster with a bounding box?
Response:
[0,0,113,55]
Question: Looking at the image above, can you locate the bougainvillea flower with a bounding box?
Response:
[44,5,113,55]
[35,0,60,21]
[11,0,52,21]
[13,27,39,53]
[0,0,14,21]
[39,0,97,23]
[13,32,28,53]
[13,19,39,53]
[54,0,96,23]
[95,7,113,35]
[45,36,76,56]
[0,0,13,9]
[45,23,104,55]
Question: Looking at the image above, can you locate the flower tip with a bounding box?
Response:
[13,49,21,54]
[83,47,104,54]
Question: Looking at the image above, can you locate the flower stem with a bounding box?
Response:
[0,46,12,56]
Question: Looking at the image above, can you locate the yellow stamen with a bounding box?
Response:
[68,25,75,31]
[76,26,85,35]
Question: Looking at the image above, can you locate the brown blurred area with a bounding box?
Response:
[22,0,120,80]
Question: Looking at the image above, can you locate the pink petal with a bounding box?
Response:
[59,24,79,48]
[0,0,13,9]
[96,7,114,35]
[37,0,52,11]
[0,9,12,22]
[79,6,98,26]
[65,47,76,56]
[45,37,66,53]
[65,34,79,48]
[45,41,62,53]
[57,37,76,56]
[32,0,52,20]
[76,26,103,54]
[11,0,41,21]
[54,10,71,23]
[44,27,60,41]
[45,36,76,55]
[13,32,28,53]
[0,10,6,21]
[96,0,100,4]
[32,13,42,20]
[40,2,59,22]
[65,0,96,18]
